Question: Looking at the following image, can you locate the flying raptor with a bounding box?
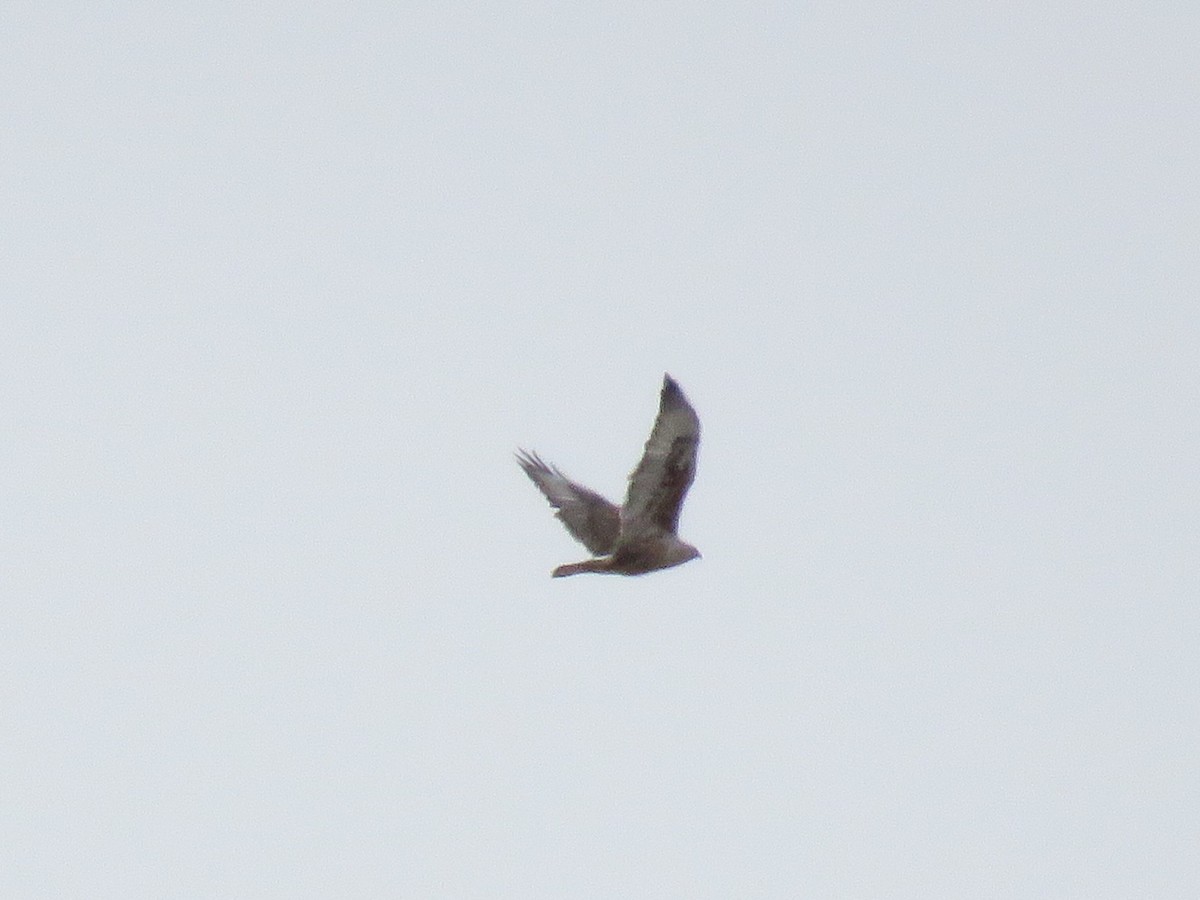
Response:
[516,374,701,577]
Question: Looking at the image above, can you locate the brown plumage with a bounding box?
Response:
[517,374,701,577]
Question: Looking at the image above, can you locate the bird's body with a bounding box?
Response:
[517,375,701,578]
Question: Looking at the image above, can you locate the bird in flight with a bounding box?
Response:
[517,374,701,577]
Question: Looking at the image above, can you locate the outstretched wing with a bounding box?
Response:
[619,374,700,539]
[516,450,621,554]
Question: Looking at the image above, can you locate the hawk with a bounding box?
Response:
[517,374,701,577]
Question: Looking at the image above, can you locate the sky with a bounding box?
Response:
[3,2,1198,897]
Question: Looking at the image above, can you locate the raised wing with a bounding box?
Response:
[619,374,700,539]
[516,450,621,554]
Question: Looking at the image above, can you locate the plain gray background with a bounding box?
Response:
[4,2,1198,896]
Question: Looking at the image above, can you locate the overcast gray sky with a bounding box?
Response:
[4,2,1198,897]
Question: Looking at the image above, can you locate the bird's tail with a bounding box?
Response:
[551,558,610,578]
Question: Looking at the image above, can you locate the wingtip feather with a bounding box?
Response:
[660,374,688,408]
